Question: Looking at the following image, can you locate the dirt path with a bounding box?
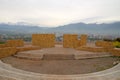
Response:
[1,56,119,75]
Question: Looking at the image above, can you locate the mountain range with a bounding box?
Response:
[0,22,120,35]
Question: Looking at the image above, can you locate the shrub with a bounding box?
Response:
[115,38,120,42]
[0,42,5,44]
[113,41,120,48]
[103,38,113,42]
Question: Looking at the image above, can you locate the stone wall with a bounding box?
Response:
[0,44,6,48]
[6,40,24,47]
[32,34,55,48]
[0,47,17,59]
[95,41,114,48]
[63,34,78,48]
[0,40,24,48]
[63,34,87,48]
[110,49,120,56]
[78,34,88,46]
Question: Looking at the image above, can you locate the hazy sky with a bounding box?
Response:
[0,0,120,27]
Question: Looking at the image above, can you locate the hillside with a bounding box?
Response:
[0,22,120,35]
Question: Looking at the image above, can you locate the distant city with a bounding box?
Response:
[0,33,120,42]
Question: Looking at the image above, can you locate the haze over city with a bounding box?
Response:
[0,0,120,27]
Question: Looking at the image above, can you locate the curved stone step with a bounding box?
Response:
[43,54,74,60]
[14,50,44,60]
[0,60,120,80]
[74,51,111,59]
[14,48,111,60]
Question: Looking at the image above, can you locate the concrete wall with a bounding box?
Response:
[32,34,55,48]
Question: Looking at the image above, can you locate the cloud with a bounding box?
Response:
[0,0,120,27]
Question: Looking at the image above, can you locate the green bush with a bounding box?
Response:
[115,38,120,42]
[0,42,5,44]
[113,41,120,48]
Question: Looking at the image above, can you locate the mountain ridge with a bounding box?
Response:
[0,22,120,35]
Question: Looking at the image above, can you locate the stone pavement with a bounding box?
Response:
[0,45,120,80]
[0,60,120,80]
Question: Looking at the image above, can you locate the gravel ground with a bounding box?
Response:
[1,56,119,75]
